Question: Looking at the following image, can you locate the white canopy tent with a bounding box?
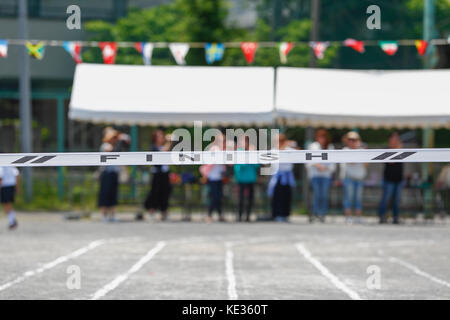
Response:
[275,67,450,129]
[69,64,275,125]
[69,64,450,129]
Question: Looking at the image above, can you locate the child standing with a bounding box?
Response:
[0,166,20,230]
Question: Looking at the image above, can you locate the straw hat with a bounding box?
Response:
[103,127,119,143]
[346,131,361,141]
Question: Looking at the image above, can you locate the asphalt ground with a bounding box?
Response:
[0,212,449,300]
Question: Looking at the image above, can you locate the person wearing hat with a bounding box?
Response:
[98,127,120,222]
[339,131,367,224]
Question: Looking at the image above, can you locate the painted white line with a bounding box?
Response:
[295,243,363,300]
[389,257,450,289]
[91,241,166,300]
[0,239,106,292]
[225,242,238,300]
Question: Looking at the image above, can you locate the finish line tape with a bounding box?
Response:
[0,149,449,167]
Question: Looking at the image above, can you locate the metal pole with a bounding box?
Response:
[57,96,65,201]
[422,0,436,217]
[130,125,138,199]
[309,0,320,67]
[303,127,314,215]
[18,0,33,202]
[423,0,436,68]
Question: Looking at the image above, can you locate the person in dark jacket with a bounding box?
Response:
[144,129,172,221]
[378,132,404,224]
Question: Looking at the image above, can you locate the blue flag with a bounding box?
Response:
[205,43,225,64]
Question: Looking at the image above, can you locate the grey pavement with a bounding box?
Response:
[0,212,449,300]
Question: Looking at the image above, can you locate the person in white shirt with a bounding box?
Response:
[0,166,20,229]
[339,131,367,224]
[200,133,227,223]
[306,129,336,223]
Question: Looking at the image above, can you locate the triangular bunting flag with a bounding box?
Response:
[169,43,190,65]
[379,41,398,56]
[309,41,329,59]
[279,42,293,64]
[135,42,154,65]
[241,42,258,64]
[63,41,82,63]
[344,38,365,53]
[205,43,225,65]
[415,40,428,56]
[99,42,118,64]
[26,41,45,60]
[0,40,8,58]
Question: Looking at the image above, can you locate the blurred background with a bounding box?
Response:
[0,0,449,218]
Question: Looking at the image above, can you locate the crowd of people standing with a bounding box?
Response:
[1,128,448,230]
[95,127,445,225]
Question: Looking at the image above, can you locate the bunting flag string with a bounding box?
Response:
[169,43,190,65]
[310,41,329,59]
[0,38,448,65]
[241,42,258,64]
[0,40,7,58]
[25,41,45,60]
[344,38,365,53]
[379,41,398,56]
[63,41,83,63]
[205,43,225,64]
[415,40,428,56]
[99,42,117,64]
[279,42,293,64]
[135,42,154,65]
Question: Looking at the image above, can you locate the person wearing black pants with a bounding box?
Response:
[238,183,254,222]
[271,182,292,219]
[208,180,223,219]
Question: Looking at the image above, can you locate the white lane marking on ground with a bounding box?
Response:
[295,243,363,300]
[91,241,166,300]
[357,240,435,248]
[389,256,450,289]
[225,242,238,300]
[0,239,106,292]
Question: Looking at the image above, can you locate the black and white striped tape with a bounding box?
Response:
[0,149,449,167]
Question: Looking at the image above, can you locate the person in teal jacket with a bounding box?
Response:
[234,138,260,222]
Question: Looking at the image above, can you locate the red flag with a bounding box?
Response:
[344,38,365,53]
[310,41,330,59]
[241,42,258,64]
[415,40,428,56]
[99,42,117,64]
[134,42,143,53]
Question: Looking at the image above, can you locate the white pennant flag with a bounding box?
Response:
[169,43,190,65]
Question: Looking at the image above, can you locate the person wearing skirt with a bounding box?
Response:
[98,127,120,222]
[267,134,296,222]
[144,130,172,221]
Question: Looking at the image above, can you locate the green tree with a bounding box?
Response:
[83,0,338,67]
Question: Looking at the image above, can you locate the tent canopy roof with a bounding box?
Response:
[276,67,450,129]
[69,64,450,129]
[69,64,275,125]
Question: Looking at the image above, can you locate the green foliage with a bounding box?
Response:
[83,0,339,67]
